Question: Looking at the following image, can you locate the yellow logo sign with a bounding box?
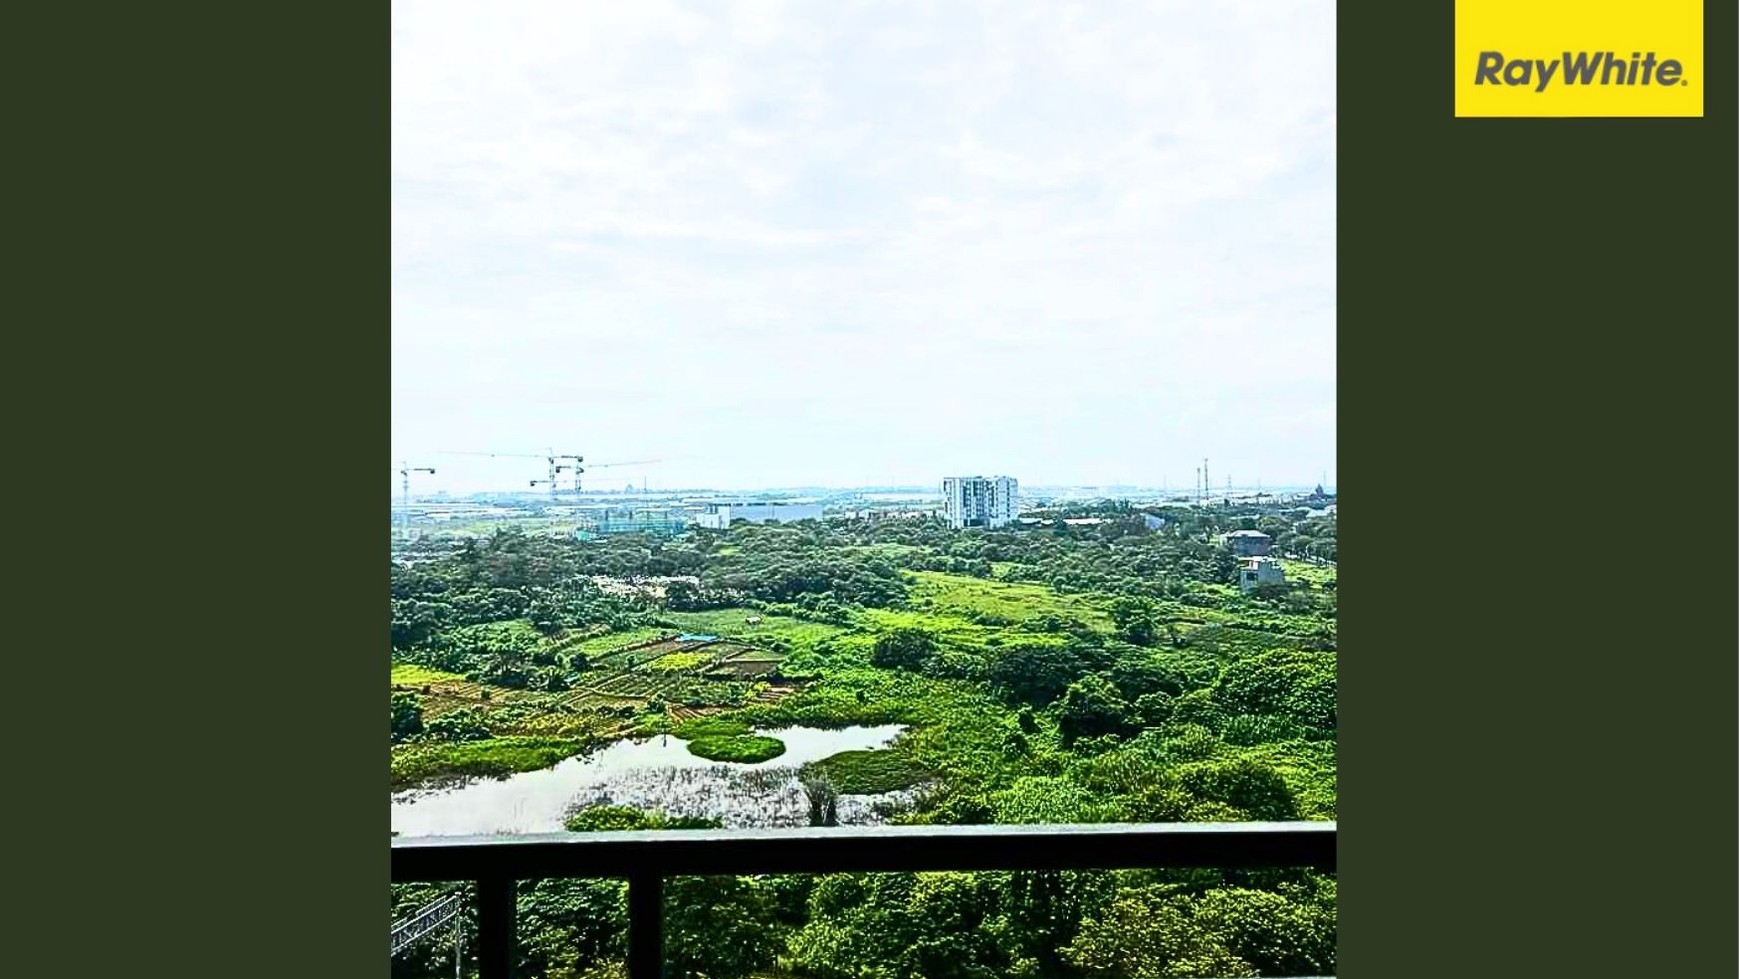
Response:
[1455,0,1703,117]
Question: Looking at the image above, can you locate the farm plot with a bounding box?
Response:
[391,663,539,719]
[710,647,786,680]
[592,634,739,670]
[662,609,847,653]
[561,636,790,719]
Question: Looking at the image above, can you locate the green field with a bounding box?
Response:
[662,610,847,650]
[906,571,1115,631]
[390,663,467,686]
[1279,558,1337,588]
[554,626,670,656]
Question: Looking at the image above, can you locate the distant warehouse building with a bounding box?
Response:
[1222,529,1274,556]
[574,510,692,540]
[942,476,1018,529]
[695,501,824,529]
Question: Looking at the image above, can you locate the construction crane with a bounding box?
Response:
[396,461,437,538]
[441,450,661,500]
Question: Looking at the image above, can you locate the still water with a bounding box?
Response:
[391,724,909,837]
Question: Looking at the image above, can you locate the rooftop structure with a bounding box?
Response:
[1222,529,1274,556]
[694,501,824,529]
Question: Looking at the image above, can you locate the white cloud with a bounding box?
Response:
[393,0,1335,491]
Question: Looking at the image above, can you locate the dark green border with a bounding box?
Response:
[1340,1,1735,976]
[11,2,389,976]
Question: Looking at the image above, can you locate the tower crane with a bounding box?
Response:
[396,461,437,538]
[441,450,661,500]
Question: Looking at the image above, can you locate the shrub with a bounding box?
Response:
[564,805,724,833]
[687,735,786,763]
[802,749,930,795]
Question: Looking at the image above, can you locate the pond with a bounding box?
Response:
[392,724,911,837]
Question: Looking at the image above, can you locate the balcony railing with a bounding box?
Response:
[392,820,1335,979]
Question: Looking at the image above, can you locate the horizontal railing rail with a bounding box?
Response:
[390,820,1336,979]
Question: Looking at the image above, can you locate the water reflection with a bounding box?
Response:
[391,724,910,837]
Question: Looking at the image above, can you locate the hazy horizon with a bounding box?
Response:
[393,1,1336,496]
[393,475,1335,501]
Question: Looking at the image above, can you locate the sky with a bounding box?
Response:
[392,0,1335,495]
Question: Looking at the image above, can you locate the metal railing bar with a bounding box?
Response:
[391,820,1334,883]
[627,873,662,979]
[476,877,516,979]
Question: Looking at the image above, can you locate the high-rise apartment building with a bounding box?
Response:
[941,476,1018,529]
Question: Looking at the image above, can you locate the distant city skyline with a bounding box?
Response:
[394,470,1337,500]
[393,1,1335,496]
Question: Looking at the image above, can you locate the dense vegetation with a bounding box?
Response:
[392,503,1336,978]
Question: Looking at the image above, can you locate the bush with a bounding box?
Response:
[564,805,724,833]
[391,691,424,742]
[802,749,930,795]
[871,628,937,672]
[425,707,492,742]
[1221,714,1306,746]
[565,804,660,832]
[686,735,787,763]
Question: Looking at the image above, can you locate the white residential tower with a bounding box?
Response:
[941,476,1018,529]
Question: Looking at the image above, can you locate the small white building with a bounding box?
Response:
[694,501,824,529]
[1238,556,1286,593]
[942,476,1018,529]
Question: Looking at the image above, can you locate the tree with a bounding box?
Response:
[787,873,1008,979]
[988,643,1106,707]
[516,878,628,978]
[426,707,491,742]
[1214,649,1336,732]
[1179,757,1298,821]
[1190,886,1335,977]
[663,579,702,611]
[1057,675,1136,747]
[1063,886,1258,978]
[1133,691,1174,726]
[1000,871,1113,978]
[1109,597,1158,646]
[872,627,937,672]
[1169,688,1223,729]
[663,876,780,979]
[1108,650,1186,701]
[390,691,423,742]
